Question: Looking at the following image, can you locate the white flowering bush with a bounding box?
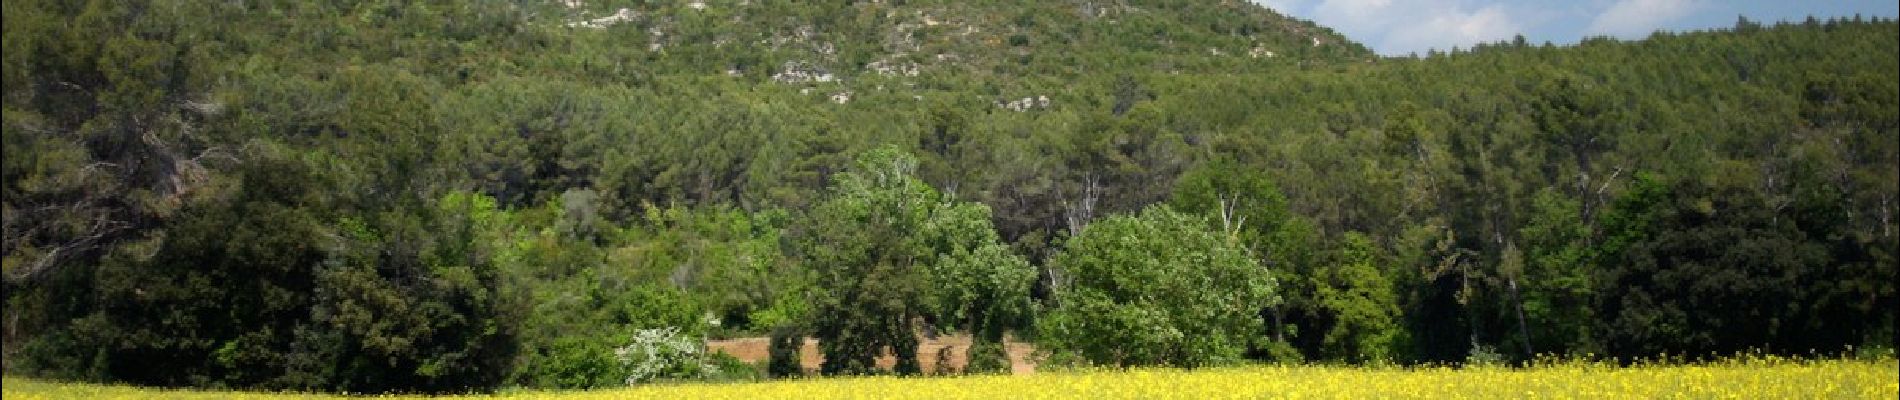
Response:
[613,327,718,385]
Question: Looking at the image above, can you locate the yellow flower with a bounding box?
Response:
[4,357,1896,399]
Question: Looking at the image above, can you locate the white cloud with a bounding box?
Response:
[1585,0,1701,38]
[1382,4,1520,54]
[1303,0,1525,55]
[1314,0,1395,21]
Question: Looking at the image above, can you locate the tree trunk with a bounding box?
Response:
[1271,305,1286,343]
[1508,277,1534,359]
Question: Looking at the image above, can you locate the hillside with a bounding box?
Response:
[548,0,1373,78]
[3,0,1896,394]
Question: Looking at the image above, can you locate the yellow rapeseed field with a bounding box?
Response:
[5,357,1894,399]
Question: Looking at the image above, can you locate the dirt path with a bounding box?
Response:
[705,335,1038,375]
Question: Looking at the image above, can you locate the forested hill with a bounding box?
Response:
[3,0,1896,394]
[543,0,1375,77]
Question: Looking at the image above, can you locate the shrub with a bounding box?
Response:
[1039,206,1277,368]
[965,341,1011,374]
[1465,343,1507,367]
[1258,340,1305,364]
[614,327,716,385]
[1008,34,1031,47]
[704,352,763,382]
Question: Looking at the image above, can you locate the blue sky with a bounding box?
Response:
[1252,0,1900,56]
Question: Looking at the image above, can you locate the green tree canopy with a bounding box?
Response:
[1040,205,1277,367]
[791,146,1032,375]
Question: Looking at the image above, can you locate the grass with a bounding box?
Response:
[4,357,1894,399]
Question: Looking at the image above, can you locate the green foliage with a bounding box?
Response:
[1040,206,1277,367]
[512,278,705,389]
[792,146,1033,375]
[704,352,764,382]
[617,203,798,335]
[1,0,1894,392]
[7,149,520,393]
[1170,159,1316,360]
[1170,158,1294,251]
[613,327,718,385]
[1515,189,1599,355]
[287,191,524,393]
[1464,343,1507,367]
[528,337,619,389]
[1592,174,1895,358]
[922,210,1038,342]
[965,341,1012,374]
[1314,233,1405,363]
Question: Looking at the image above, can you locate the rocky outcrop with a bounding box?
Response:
[567,8,638,29]
[772,61,836,84]
[998,95,1052,112]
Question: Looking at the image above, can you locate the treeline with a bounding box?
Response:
[3,0,1895,394]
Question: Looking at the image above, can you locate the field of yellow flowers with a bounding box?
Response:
[5,357,1894,399]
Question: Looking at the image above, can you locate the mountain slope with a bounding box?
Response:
[547,0,1372,80]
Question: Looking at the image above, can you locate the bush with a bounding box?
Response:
[1036,350,1093,370]
[527,336,620,389]
[1257,340,1305,364]
[614,327,717,385]
[1008,34,1031,47]
[1465,344,1507,367]
[8,187,524,393]
[1039,206,1277,368]
[965,341,1011,374]
[1851,345,1894,361]
[704,352,763,382]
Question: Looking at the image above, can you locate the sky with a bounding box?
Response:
[1251,0,1900,56]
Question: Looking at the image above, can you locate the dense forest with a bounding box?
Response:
[3,0,1895,394]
